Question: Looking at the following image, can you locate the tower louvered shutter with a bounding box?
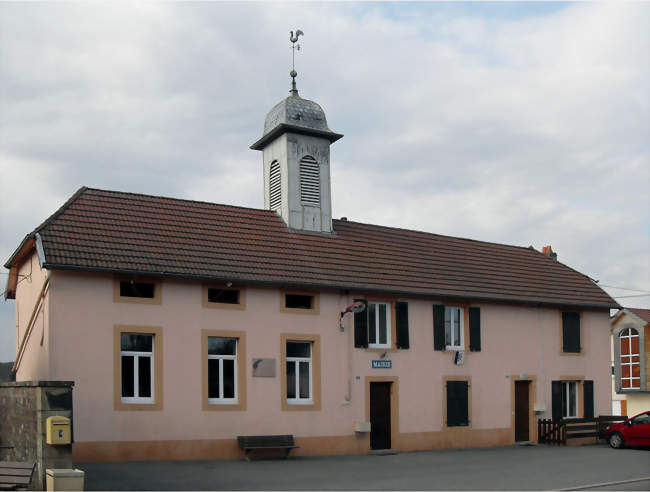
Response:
[299,156,320,206]
[269,161,282,210]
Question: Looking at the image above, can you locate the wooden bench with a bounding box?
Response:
[0,462,36,491]
[237,435,299,461]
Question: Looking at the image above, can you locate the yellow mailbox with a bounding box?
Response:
[46,416,71,445]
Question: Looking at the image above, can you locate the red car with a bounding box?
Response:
[605,411,650,448]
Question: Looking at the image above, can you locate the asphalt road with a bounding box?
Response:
[81,444,649,490]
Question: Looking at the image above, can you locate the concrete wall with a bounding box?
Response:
[35,269,613,461]
[0,381,74,490]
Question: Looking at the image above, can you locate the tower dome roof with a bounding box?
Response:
[250,85,343,151]
[263,93,332,136]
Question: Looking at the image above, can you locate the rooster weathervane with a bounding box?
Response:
[289,29,304,94]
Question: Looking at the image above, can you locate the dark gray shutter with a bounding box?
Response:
[396,302,410,349]
[469,307,481,352]
[562,312,580,353]
[433,305,445,351]
[354,299,368,348]
[583,380,594,419]
[552,380,562,421]
[446,380,469,426]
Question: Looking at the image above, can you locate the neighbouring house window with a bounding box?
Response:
[299,156,320,206]
[445,307,464,350]
[562,381,578,418]
[286,341,312,404]
[120,281,155,299]
[562,312,581,353]
[446,379,470,427]
[120,333,154,404]
[620,328,641,389]
[368,302,391,349]
[269,160,281,210]
[207,288,240,305]
[207,337,237,403]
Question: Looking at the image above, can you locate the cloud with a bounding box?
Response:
[0,2,648,361]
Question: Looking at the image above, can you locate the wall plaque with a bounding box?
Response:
[371,360,392,369]
[252,358,276,377]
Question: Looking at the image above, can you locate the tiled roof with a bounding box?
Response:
[6,187,618,308]
[627,308,650,324]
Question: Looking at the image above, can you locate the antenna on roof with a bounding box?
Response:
[289,29,303,95]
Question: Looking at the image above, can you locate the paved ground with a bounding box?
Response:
[81,444,649,491]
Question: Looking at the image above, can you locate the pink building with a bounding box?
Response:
[4,74,617,462]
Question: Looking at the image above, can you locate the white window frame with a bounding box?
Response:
[562,381,578,418]
[445,306,464,351]
[207,337,238,405]
[286,341,313,405]
[368,301,392,349]
[120,334,154,404]
[620,328,641,390]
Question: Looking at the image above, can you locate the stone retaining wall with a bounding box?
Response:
[0,381,74,490]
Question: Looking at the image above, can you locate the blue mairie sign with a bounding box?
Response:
[371,360,392,369]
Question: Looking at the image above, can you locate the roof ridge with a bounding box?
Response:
[84,187,277,216]
[333,218,536,253]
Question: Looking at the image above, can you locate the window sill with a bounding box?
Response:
[120,398,154,404]
[283,400,319,411]
[445,346,464,352]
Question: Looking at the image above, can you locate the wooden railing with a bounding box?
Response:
[538,415,628,445]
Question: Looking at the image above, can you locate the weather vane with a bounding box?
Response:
[289,29,303,94]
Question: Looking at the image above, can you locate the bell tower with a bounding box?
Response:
[250,30,343,233]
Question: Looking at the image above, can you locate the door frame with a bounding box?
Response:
[365,376,399,450]
[510,375,536,443]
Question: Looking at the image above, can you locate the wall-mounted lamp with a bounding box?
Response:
[226,281,233,287]
[339,301,366,331]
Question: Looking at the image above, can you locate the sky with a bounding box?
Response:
[0,1,648,362]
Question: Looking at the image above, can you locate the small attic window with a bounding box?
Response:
[114,278,161,305]
[282,292,319,314]
[286,294,312,309]
[120,281,155,299]
[207,288,240,305]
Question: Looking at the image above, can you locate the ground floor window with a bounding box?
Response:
[562,381,578,418]
[207,337,238,403]
[114,325,163,410]
[286,341,312,404]
[120,333,154,403]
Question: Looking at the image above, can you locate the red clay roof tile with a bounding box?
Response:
[6,187,618,308]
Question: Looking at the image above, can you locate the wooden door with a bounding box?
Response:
[514,381,530,442]
[370,382,391,450]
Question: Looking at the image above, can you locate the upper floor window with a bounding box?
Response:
[620,328,640,389]
[286,341,312,404]
[445,307,464,350]
[299,156,320,206]
[207,337,238,404]
[562,312,581,353]
[120,333,154,404]
[269,160,281,210]
[368,301,391,349]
